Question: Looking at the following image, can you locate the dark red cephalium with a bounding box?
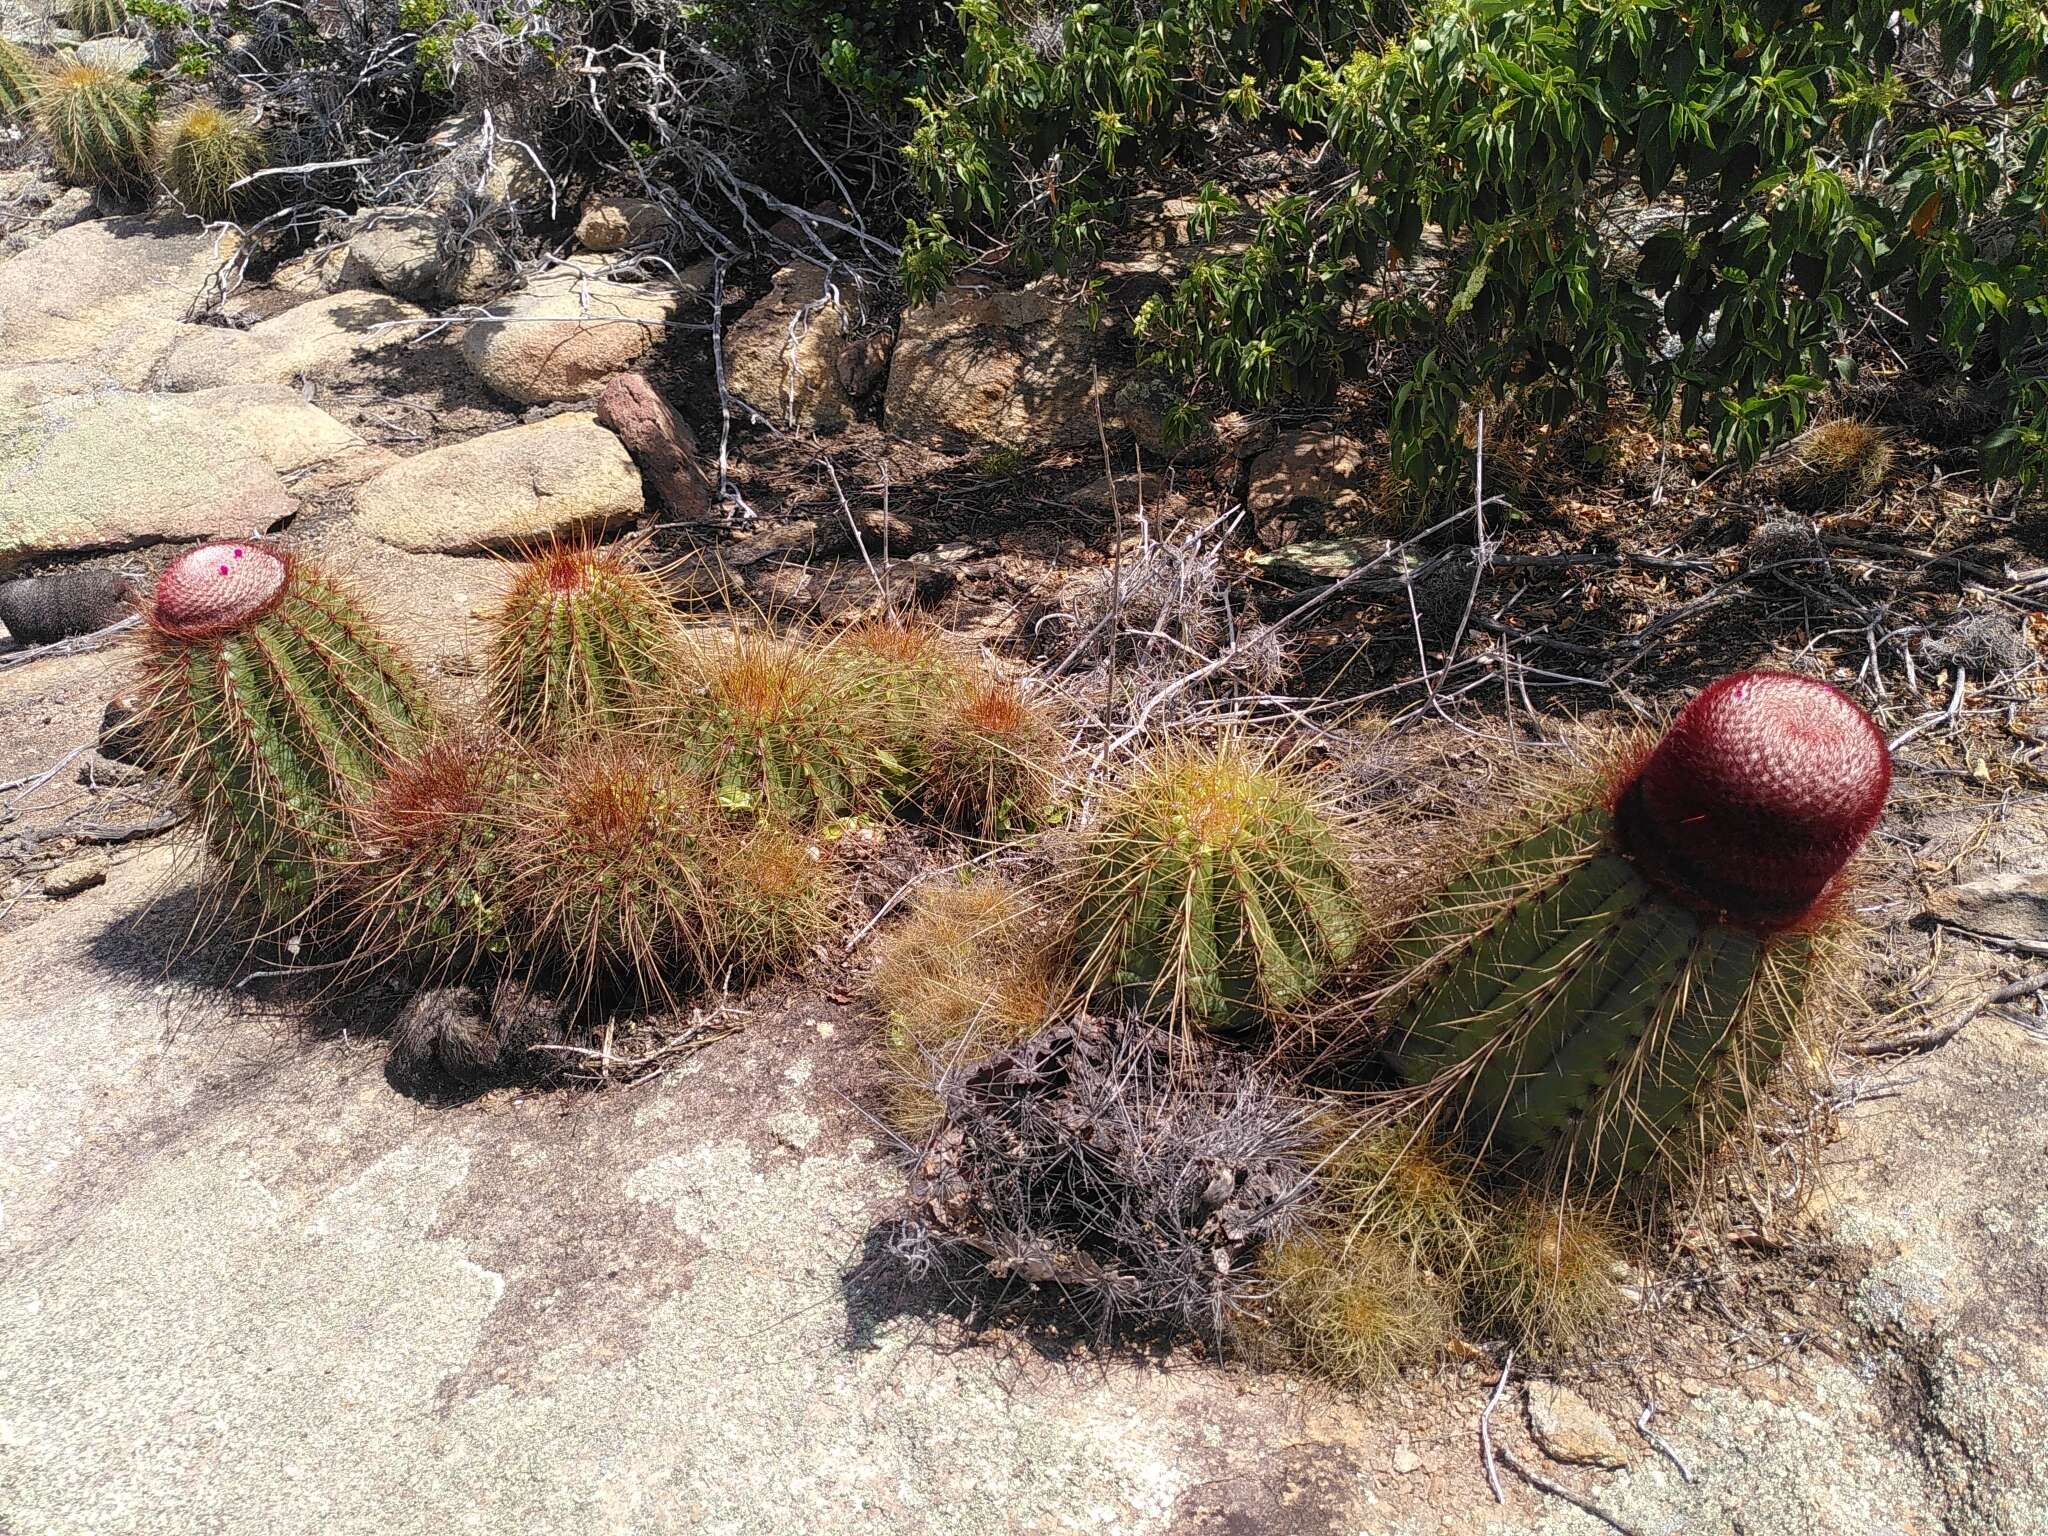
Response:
[1615,671,1890,929]
[152,542,288,639]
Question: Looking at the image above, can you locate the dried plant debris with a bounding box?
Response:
[895,1013,1318,1346]
[388,976,566,1085]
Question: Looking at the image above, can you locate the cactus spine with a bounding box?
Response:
[500,738,718,1007]
[671,628,885,823]
[344,731,515,980]
[486,541,681,742]
[921,673,1061,838]
[1071,737,1361,1033]
[156,99,265,220]
[0,38,37,120]
[34,59,151,192]
[138,542,433,926]
[65,0,128,33]
[1381,671,1890,1188]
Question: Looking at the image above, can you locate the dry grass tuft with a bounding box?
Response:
[1255,1226,1455,1387]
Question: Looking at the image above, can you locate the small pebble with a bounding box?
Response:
[1391,1447,1422,1475]
[43,855,108,899]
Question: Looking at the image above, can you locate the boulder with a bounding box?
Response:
[460,266,683,405]
[352,413,642,553]
[1525,1383,1631,1469]
[1247,430,1379,545]
[0,215,218,388]
[175,381,394,493]
[884,279,1107,451]
[0,389,298,577]
[725,264,858,432]
[593,372,711,520]
[341,209,445,302]
[575,194,667,253]
[270,245,353,300]
[158,290,433,391]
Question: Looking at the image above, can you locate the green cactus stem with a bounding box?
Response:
[138,542,433,927]
[0,38,38,120]
[486,540,681,742]
[670,628,887,823]
[34,58,151,192]
[343,730,515,980]
[1071,736,1361,1033]
[1381,670,1890,1188]
[156,99,265,220]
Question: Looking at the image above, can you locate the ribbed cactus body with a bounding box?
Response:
[35,60,151,191]
[0,38,37,119]
[672,630,884,823]
[157,100,265,220]
[140,544,432,925]
[345,732,515,979]
[1073,740,1359,1032]
[487,543,679,741]
[1382,671,1886,1188]
[502,739,718,1006]
[1385,804,1809,1183]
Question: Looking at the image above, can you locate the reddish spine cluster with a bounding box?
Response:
[1615,670,1891,929]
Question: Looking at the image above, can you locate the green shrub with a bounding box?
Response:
[905,0,2048,494]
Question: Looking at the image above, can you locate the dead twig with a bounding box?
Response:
[1498,1445,1651,1536]
[1480,1348,1514,1503]
[1851,968,2048,1055]
[1636,1399,1694,1483]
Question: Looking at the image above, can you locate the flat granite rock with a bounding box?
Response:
[0,387,299,576]
[158,290,434,391]
[0,214,218,389]
[352,412,643,553]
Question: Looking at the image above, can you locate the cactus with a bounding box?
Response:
[839,614,963,792]
[701,816,843,982]
[156,99,265,220]
[1779,418,1891,510]
[1318,1124,1484,1276]
[670,628,886,823]
[486,540,681,742]
[0,38,38,120]
[1070,737,1361,1033]
[1380,670,1889,1189]
[921,673,1062,838]
[343,730,515,980]
[869,878,1063,1134]
[1255,1226,1453,1386]
[136,542,433,927]
[34,59,152,192]
[500,737,718,1007]
[1473,1195,1625,1351]
[65,0,128,33]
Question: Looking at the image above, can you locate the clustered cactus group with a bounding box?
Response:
[133,537,1064,1029]
[4,29,265,216]
[871,663,1891,1378]
[129,533,1893,1391]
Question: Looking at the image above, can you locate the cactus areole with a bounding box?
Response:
[152,542,288,639]
[1613,671,1890,931]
